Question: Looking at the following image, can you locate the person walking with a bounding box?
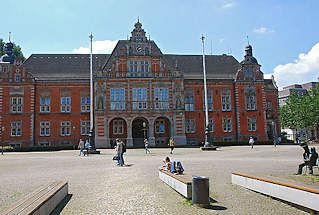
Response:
[85,140,91,156]
[144,139,150,154]
[249,137,254,149]
[169,138,175,154]
[78,139,84,156]
[116,138,124,166]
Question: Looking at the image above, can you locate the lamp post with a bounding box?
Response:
[73,126,76,147]
[143,122,146,140]
[272,121,276,147]
[1,126,5,155]
[201,35,212,147]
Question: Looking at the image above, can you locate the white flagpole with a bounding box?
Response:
[201,34,210,146]
[89,33,94,135]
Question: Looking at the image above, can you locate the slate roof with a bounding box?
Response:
[264,78,278,91]
[164,54,239,79]
[23,50,243,81]
[23,54,110,80]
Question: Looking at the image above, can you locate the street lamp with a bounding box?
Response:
[143,122,146,140]
[1,126,5,155]
[73,126,76,147]
[272,121,276,147]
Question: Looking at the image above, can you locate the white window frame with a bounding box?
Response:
[185,119,196,133]
[110,88,125,110]
[40,121,50,136]
[246,95,256,110]
[60,97,71,112]
[154,88,169,110]
[221,89,231,111]
[40,97,51,112]
[11,97,23,113]
[248,117,257,131]
[185,96,194,111]
[60,121,71,136]
[132,88,147,110]
[81,121,90,135]
[11,122,22,136]
[205,118,215,132]
[15,74,20,82]
[222,118,232,132]
[113,119,124,135]
[81,97,90,112]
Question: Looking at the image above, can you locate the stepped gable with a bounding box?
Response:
[163,54,239,79]
[23,54,110,80]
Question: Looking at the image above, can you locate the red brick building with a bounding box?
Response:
[0,21,280,148]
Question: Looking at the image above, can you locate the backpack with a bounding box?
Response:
[122,143,126,153]
[170,161,177,173]
[176,161,184,174]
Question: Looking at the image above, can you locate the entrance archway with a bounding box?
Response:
[132,117,148,148]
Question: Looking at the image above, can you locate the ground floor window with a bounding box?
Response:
[205,118,214,132]
[11,122,21,136]
[60,121,71,136]
[223,118,232,132]
[185,119,196,133]
[40,121,50,136]
[81,121,90,135]
[155,119,165,134]
[248,117,257,131]
[113,119,123,134]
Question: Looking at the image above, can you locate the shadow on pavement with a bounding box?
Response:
[50,194,72,215]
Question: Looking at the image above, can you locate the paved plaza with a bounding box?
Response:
[0,145,318,214]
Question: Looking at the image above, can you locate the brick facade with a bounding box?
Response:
[0,21,280,148]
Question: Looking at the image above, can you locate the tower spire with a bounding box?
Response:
[246,35,250,46]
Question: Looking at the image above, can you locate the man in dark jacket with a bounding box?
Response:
[296,147,318,175]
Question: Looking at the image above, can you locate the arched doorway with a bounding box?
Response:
[132,117,148,148]
[154,117,170,146]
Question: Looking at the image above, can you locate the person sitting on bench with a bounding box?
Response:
[296,147,318,175]
[161,157,172,171]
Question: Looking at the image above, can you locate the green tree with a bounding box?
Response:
[0,38,25,61]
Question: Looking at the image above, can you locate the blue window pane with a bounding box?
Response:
[81,97,85,104]
[40,98,45,105]
[120,88,125,101]
[86,98,90,104]
[110,89,114,101]
[67,97,71,104]
[46,98,51,105]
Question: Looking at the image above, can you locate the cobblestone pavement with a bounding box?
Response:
[0,145,317,214]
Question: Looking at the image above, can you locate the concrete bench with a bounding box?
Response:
[159,169,192,199]
[3,181,68,215]
[232,172,319,212]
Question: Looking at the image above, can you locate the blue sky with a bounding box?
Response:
[1,0,319,88]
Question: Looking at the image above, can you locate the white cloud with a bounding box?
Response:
[272,42,319,89]
[72,40,118,54]
[253,27,274,34]
[221,2,235,9]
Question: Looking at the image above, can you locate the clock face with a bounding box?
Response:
[136,46,142,52]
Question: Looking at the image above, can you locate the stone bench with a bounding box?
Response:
[232,172,319,212]
[3,181,68,215]
[159,169,192,199]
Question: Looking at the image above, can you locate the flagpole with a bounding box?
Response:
[89,33,95,149]
[201,34,212,147]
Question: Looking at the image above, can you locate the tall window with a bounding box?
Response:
[248,117,257,131]
[203,89,213,111]
[245,87,257,110]
[155,119,165,134]
[185,96,194,111]
[81,121,90,135]
[221,89,231,111]
[11,97,23,113]
[205,118,215,132]
[185,119,196,133]
[129,61,150,76]
[61,97,71,112]
[113,119,124,134]
[222,118,232,132]
[132,88,147,110]
[40,121,50,136]
[154,88,169,110]
[60,121,71,136]
[15,74,20,82]
[11,122,21,136]
[81,97,90,112]
[40,97,50,112]
[110,88,125,110]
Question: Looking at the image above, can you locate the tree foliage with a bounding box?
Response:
[0,39,25,61]
[280,86,319,130]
